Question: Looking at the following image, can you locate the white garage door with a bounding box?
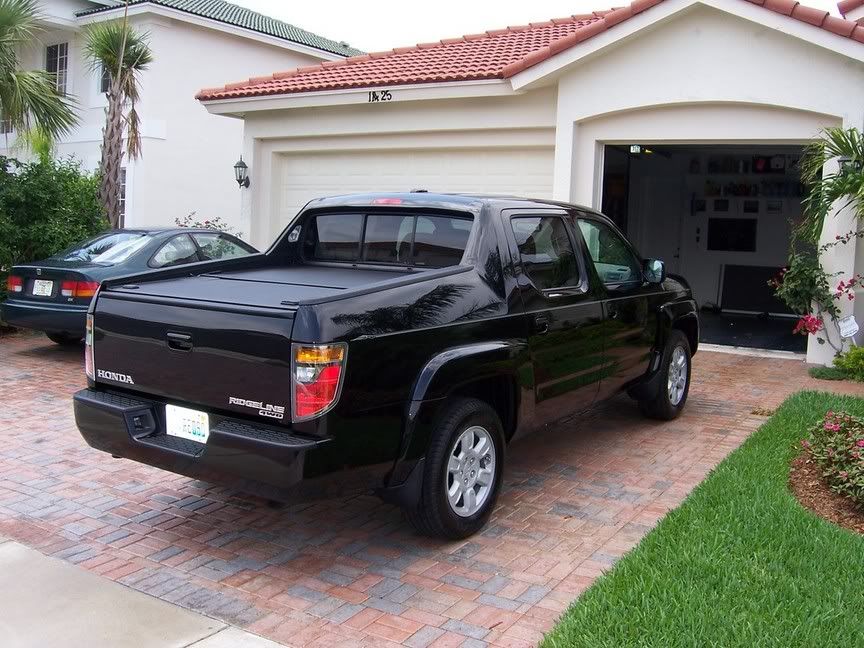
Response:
[274,147,553,239]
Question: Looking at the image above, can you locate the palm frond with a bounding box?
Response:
[0,69,77,137]
[0,0,77,143]
[84,19,152,160]
[799,127,864,243]
[11,124,54,161]
[83,20,153,77]
[125,106,142,159]
[0,0,39,46]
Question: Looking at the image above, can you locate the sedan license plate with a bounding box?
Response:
[165,404,210,444]
[32,279,53,297]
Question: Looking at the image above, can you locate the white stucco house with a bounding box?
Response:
[2,0,357,227]
[196,0,864,364]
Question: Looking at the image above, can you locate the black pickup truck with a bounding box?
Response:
[74,193,698,538]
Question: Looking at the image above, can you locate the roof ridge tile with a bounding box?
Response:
[790,4,829,26]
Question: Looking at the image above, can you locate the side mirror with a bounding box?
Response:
[643,258,665,284]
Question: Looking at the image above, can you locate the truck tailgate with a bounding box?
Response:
[93,289,295,425]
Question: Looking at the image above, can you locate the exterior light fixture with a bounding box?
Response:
[234,156,250,188]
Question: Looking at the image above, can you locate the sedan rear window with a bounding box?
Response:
[304,213,472,268]
[52,232,148,263]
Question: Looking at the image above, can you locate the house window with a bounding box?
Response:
[119,168,127,220]
[100,65,111,94]
[0,117,12,134]
[46,43,69,95]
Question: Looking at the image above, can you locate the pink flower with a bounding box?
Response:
[801,439,810,448]
[839,471,849,479]
[793,315,824,336]
[856,439,864,448]
[824,422,841,432]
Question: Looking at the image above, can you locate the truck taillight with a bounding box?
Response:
[6,275,22,293]
[85,314,95,380]
[292,343,347,422]
[62,280,100,298]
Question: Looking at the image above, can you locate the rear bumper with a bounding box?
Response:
[73,388,338,499]
[1,300,87,335]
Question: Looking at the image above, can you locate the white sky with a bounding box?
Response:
[232,0,843,53]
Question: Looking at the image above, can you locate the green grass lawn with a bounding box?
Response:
[542,391,864,648]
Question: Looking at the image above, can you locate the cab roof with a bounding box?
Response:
[303,192,599,215]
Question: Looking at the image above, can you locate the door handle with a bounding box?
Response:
[534,316,549,335]
[166,331,193,351]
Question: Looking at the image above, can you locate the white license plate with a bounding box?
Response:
[165,404,210,444]
[32,279,53,297]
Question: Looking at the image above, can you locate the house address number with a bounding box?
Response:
[368,90,393,103]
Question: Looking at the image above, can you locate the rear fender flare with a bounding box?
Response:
[384,340,528,492]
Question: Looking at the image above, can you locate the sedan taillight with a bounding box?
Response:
[6,275,23,293]
[62,280,100,298]
[292,343,347,422]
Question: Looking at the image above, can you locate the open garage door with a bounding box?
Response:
[602,144,805,353]
[274,147,553,239]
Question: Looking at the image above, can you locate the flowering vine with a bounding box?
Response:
[769,228,864,352]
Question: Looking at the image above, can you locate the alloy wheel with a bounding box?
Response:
[667,346,688,406]
[445,425,496,517]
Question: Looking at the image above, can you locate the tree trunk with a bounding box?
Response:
[98,78,125,228]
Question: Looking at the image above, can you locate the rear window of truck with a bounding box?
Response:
[304,213,472,268]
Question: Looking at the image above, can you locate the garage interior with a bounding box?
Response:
[601,144,806,352]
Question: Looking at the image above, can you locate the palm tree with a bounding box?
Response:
[84,7,152,228]
[799,126,864,243]
[0,0,78,145]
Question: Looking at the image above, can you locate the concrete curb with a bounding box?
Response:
[0,540,281,648]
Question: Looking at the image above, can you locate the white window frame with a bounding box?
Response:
[45,42,70,95]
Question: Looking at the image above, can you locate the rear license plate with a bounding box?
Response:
[165,404,210,444]
[32,279,53,297]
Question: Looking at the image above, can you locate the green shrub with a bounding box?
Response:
[805,410,864,507]
[0,155,106,302]
[833,346,864,382]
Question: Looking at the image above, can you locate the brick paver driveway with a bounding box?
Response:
[2,333,862,647]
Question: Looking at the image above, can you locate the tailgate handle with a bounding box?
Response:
[166,332,193,352]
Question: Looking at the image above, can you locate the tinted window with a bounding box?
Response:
[150,235,199,268]
[306,214,362,261]
[511,217,580,290]
[305,213,471,268]
[577,219,642,284]
[363,214,412,263]
[412,216,471,267]
[52,232,148,263]
[192,232,254,261]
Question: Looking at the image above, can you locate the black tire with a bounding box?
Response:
[46,332,83,346]
[639,330,691,420]
[407,398,504,539]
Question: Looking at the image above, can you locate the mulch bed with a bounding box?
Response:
[789,454,864,536]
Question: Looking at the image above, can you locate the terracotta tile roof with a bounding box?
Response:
[197,0,864,102]
[838,0,864,17]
